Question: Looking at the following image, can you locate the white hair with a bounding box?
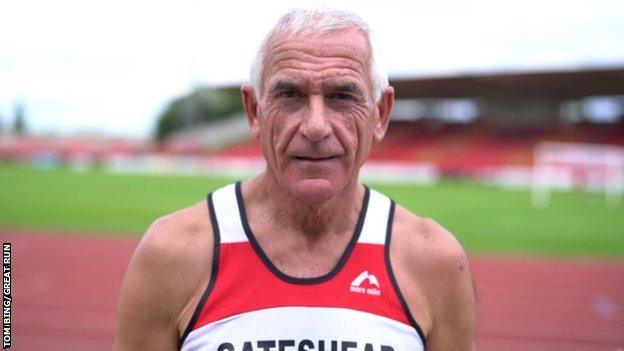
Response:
[249,7,388,102]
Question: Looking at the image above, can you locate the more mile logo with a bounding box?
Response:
[349,271,381,296]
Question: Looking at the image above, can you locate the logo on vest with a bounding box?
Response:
[349,271,381,296]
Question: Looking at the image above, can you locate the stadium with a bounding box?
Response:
[1,3,624,351]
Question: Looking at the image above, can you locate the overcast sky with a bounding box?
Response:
[1,0,623,139]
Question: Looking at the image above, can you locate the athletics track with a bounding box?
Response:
[1,229,623,351]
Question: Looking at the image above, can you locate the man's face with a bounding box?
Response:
[246,28,391,204]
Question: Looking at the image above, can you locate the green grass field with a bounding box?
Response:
[1,164,622,257]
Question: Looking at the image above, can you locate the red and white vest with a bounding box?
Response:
[179,182,425,351]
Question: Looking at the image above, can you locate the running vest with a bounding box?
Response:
[179,182,426,351]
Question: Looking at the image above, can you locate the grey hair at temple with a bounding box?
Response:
[249,7,389,102]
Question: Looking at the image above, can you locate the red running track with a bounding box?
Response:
[1,229,623,351]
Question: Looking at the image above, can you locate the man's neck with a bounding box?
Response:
[244,172,365,240]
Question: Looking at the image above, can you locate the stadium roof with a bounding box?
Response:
[390,66,624,99]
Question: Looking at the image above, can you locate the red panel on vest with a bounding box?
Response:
[193,242,409,330]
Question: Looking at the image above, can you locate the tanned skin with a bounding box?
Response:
[114,26,475,351]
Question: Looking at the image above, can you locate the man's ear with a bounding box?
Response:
[241,84,260,139]
[374,86,394,142]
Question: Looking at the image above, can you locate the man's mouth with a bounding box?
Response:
[294,156,338,162]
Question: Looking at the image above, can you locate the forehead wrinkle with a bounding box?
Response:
[267,57,369,95]
[271,44,368,66]
[264,41,370,82]
[272,64,365,81]
[267,52,367,82]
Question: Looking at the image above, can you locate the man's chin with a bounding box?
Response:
[286,178,343,205]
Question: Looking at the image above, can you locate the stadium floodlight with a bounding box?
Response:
[531,142,624,207]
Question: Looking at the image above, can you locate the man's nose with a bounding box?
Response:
[299,96,331,142]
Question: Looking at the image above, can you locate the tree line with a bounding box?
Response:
[155,87,243,141]
[0,103,27,135]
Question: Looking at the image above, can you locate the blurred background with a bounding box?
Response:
[1,0,623,350]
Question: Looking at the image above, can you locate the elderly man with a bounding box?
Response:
[114,8,475,351]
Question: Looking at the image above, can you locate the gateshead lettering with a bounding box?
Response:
[217,339,394,351]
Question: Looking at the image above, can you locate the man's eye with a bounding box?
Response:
[328,93,352,100]
[278,90,300,98]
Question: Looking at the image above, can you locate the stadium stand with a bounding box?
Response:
[209,118,624,177]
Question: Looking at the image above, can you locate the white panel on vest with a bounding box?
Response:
[182,306,424,351]
[211,184,248,243]
[358,189,391,245]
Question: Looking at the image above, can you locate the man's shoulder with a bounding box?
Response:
[132,201,214,321]
[390,203,471,308]
[391,203,468,271]
[137,200,214,272]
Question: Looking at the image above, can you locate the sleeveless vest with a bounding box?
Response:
[179,182,425,351]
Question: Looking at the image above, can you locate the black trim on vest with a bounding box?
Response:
[384,201,428,346]
[178,193,222,349]
[235,181,370,285]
